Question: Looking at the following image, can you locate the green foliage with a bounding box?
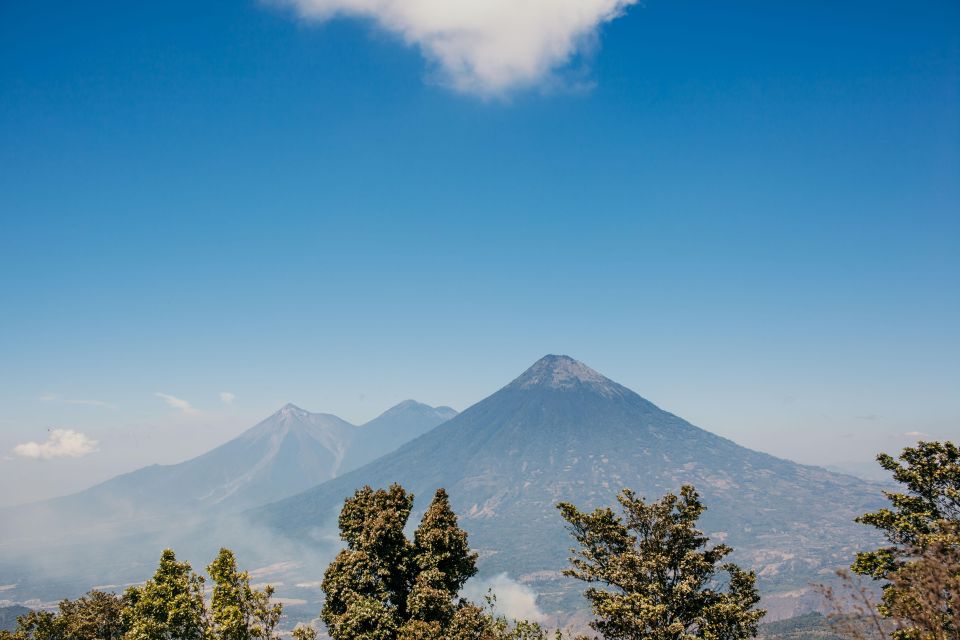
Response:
[1,549,281,640]
[322,484,554,640]
[122,549,207,640]
[207,548,282,640]
[321,485,479,640]
[853,441,960,578]
[291,626,317,640]
[0,549,282,640]
[852,441,960,640]
[558,485,765,640]
[0,591,125,640]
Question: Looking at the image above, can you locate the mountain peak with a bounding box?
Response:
[509,355,622,396]
[368,400,458,423]
[277,402,309,418]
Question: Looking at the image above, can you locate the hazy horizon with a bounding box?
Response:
[0,352,950,507]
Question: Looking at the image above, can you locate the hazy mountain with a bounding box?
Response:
[253,355,883,615]
[344,400,458,471]
[0,400,456,543]
[0,605,31,632]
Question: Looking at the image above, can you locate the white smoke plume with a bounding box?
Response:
[275,0,639,96]
[461,573,545,622]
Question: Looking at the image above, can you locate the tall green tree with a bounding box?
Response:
[405,488,479,635]
[122,549,207,640]
[852,440,960,640]
[320,484,483,640]
[207,548,283,640]
[321,484,415,640]
[557,485,765,640]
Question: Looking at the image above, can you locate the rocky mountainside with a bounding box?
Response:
[253,355,883,615]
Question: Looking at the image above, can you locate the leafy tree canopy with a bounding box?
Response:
[321,484,555,640]
[852,440,960,640]
[208,548,282,640]
[122,549,207,640]
[2,549,282,640]
[558,485,765,640]
[321,485,479,640]
[0,591,124,640]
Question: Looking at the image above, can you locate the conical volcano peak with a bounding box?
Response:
[277,402,309,419]
[509,355,623,396]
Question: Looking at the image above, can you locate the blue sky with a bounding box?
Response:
[1,0,958,505]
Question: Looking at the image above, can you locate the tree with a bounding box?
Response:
[851,441,960,640]
[557,485,765,640]
[321,484,415,640]
[122,549,207,640]
[207,548,283,640]
[884,536,960,640]
[291,626,317,640]
[1,591,125,640]
[405,488,479,635]
[59,591,126,640]
[320,484,486,640]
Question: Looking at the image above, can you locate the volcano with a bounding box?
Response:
[253,355,881,614]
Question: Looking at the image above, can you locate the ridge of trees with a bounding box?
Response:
[1,548,282,640]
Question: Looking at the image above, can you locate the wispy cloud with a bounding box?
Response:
[904,431,929,438]
[39,393,116,410]
[219,391,236,405]
[13,429,99,460]
[154,392,199,415]
[277,0,639,96]
[294,581,323,589]
[855,413,880,421]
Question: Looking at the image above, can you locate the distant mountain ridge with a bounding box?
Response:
[253,355,883,616]
[0,400,456,543]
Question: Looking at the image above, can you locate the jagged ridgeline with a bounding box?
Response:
[252,355,884,615]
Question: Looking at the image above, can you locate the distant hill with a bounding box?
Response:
[0,400,456,544]
[0,605,30,632]
[253,355,883,614]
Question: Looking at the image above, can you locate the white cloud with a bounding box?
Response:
[13,429,99,460]
[219,391,236,405]
[155,392,199,415]
[277,0,639,96]
[904,431,929,438]
[461,573,544,622]
[40,393,116,409]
